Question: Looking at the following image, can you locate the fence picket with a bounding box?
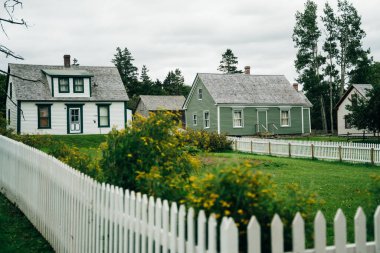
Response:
[292,212,305,253]
[375,206,380,253]
[314,211,326,253]
[220,217,239,253]
[162,200,170,253]
[355,207,367,253]
[247,216,261,253]
[155,198,162,253]
[208,214,217,253]
[169,202,178,253]
[178,205,186,253]
[334,209,347,253]
[187,207,195,253]
[271,214,284,253]
[197,210,207,253]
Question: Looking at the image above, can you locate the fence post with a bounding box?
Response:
[251,141,253,153]
[371,148,374,165]
[339,146,342,162]
[311,144,314,159]
[268,142,271,156]
[235,141,237,151]
[288,143,291,158]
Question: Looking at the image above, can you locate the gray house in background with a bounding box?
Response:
[135,95,186,127]
[183,68,312,136]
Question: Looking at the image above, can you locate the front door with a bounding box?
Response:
[257,110,267,133]
[69,108,81,133]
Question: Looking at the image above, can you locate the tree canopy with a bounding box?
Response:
[217,49,242,74]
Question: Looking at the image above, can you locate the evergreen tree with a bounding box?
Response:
[150,79,164,95]
[139,65,153,95]
[322,2,340,134]
[293,0,327,131]
[217,49,242,74]
[162,69,189,96]
[336,0,369,96]
[112,47,139,97]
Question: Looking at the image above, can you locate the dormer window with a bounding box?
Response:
[59,78,69,93]
[74,78,84,93]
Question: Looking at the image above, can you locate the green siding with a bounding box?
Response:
[303,108,311,133]
[185,79,217,132]
[220,106,304,135]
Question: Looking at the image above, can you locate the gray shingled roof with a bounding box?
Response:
[195,73,312,107]
[140,95,185,111]
[353,84,373,97]
[9,63,129,101]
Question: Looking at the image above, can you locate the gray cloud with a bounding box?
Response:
[1,0,379,85]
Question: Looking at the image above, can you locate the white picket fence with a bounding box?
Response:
[229,137,380,165]
[0,135,380,253]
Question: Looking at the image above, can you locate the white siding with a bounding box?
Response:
[50,76,91,98]
[337,88,371,136]
[19,101,127,135]
[6,76,18,131]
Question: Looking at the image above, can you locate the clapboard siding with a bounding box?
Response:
[185,79,217,132]
[19,101,129,135]
[6,76,18,130]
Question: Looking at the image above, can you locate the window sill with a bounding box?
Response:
[233,126,244,128]
[38,127,51,129]
[280,125,291,128]
[98,126,110,128]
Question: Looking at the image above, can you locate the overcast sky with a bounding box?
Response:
[1,0,379,85]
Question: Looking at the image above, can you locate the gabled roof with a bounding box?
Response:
[335,84,373,109]
[184,73,312,108]
[139,95,185,111]
[8,63,129,101]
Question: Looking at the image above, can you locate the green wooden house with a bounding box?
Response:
[183,72,312,136]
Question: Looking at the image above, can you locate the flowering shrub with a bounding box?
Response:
[185,162,322,252]
[48,141,104,181]
[100,111,200,202]
[183,129,232,152]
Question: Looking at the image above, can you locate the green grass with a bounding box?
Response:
[49,134,107,149]
[200,152,380,244]
[0,194,53,253]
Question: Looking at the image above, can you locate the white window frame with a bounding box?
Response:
[203,110,210,129]
[280,109,291,127]
[198,88,203,100]
[193,113,197,126]
[232,109,244,128]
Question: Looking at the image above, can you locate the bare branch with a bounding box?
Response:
[0,17,26,25]
[0,68,40,82]
[0,45,24,60]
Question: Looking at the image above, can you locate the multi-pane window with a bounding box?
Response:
[233,109,243,127]
[98,105,110,127]
[351,93,358,107]
[9,82,12,99]
[38,105,51,129]
[74,78,84,93]
[59,78,69,93]
[281,110,290,126]
[193,113,197,126]
[198,88,203,100]
[204,111,210,128]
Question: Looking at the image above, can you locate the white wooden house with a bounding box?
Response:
[6,55,132,135]
[335,84,373,136]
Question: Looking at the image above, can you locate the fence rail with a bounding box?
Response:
[229,137,380,165]
[0,135,379,253]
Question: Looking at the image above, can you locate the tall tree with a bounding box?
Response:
[217,49,242,74]
[293,0,327,131]
[139,65,153,95]
[162,69,190,96]
[336,0,368,96]
[112,47,139,97]
[322,2,340,134]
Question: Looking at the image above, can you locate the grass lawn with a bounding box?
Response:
[49,134,107,149]
[200,152,380,244]
[0,194,53,253]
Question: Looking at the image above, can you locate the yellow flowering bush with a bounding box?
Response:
[182,129,232,152]
[100,111,200,202]
[185,162,322,252]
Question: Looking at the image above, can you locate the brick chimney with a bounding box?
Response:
[64,55,71,68]
[293,83,299,91]
[244,66,250,75]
